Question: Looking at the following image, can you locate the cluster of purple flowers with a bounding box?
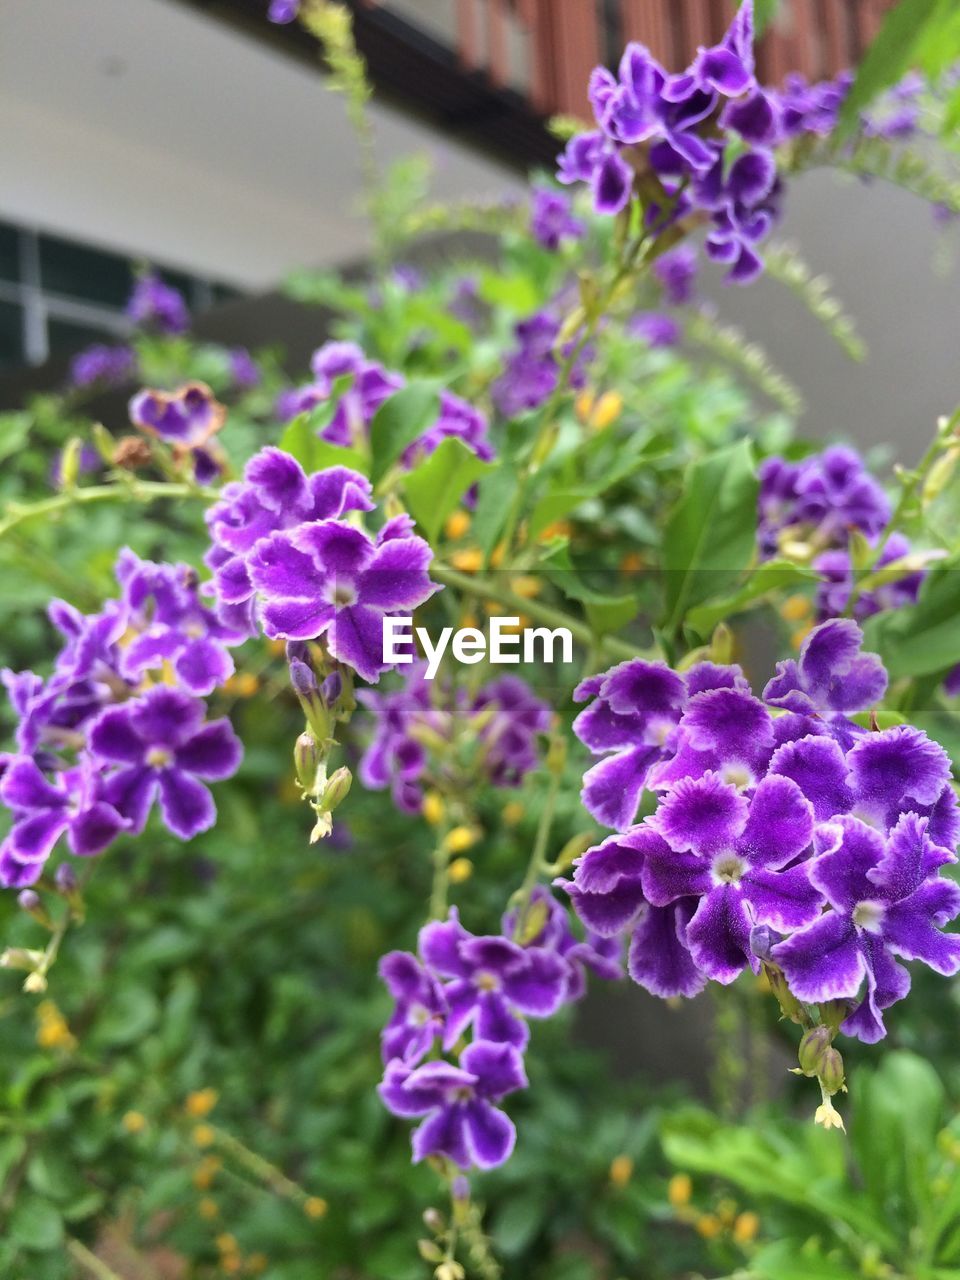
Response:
[492,310,592,418]
[0,549,244,887]
[276,341,494,466]
[129,381,228,484]
[68,344,138,392]
[530,188,584,251]
[758,445,929,619]
[563,619,960,1041]
[378,891,621,1169]
[126,274,190,335]
[204,447,437,683]
[358,664,551,813]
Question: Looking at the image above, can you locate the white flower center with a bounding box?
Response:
[712,853,747,885]
[474,970,500,992]
[146,746,173,768]
[852,900,885,933]
[325,581,357,608]
[721,763,754,790]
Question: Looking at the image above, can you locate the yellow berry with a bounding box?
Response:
[667,1173,692,1208]
[510,575,541,600]
[609,1154,633,1187]
[193,1156,222,1189]
[451,548,483,572]
[537,520,572,543]
[502,801,524,826]
[122,1111,147,1135]
[575,390,595,423]
[422,792,445,826]
[216,1233,238,1254]
[732,1211,760,1245]
[444,510,471,541]
[198,1198,220,1220]
[193,1124,216,1148]
[489,542,507,568]
[780,593,812,623]
[445,826,478,854]
[186,1088,219,1118]
[304,1196,328,1220]
[695,1213,722,1239]
[448,857,473,884]
[590,390,623,430]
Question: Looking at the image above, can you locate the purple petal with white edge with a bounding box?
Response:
[762,659,810,714]
[245,446,310,512]
[841,934,909,1043]
[685,884,753,984]
[129,687,205,750]
[883,881,960,974]
[572,829,652,895]
[502,947,568,1016]
[869,811,954,900]
[600,660,686,722]
[358,537,437,610]
[89,707,147,766]
[260,598,334,641]
[7,809,68,862]
[563,880,647,936]
[327,603,390,683]
[684,662,749,697]
[247,533,326,601]
[103,766,157,833]
[767,734,852,822]
[772,911,865,1003]
[214,556,253,605]
[592,149,633,215]
[628,902,705,998]
[68,802,126,856]
[0,842,45,888]
[0,758,65,811]
[743,863,822,931]
[809,815,885,912]
[174,637,234,696]
[174,720,243,781]
[722,89,778,145]
[580,746,657,828]
[463,1100,516,1169]
[461,1039,528,1098]
[157,769,216,839]
[290,520,374,574]
[475,991,528,1048]
[309,466,373,519]
[378,1062,441,1117]
[411,1105,471,1168]
[378,950,423,1000]
[737,775,814,869]
[652,772,748,856]
[377,513,416,543]
[681,688,774,760]
[695,45,752,95]
[640,841,712,907]
[727,150,776,205]
[846,725,952,814]
[418,912,470,978]
[459,935,525,976]
[573,698,647,752]
[119,629,181,681]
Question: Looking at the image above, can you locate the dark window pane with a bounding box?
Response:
[0,299,24,371]
[0,223,19,286]
[212,283,243,306]
[39,234,132,308]
[47,316,117,357]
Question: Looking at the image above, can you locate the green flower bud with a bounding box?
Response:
[319,766,352,813]
[58,438,83,490]
[819,1046,845,1096]
[797,1026,832,1077]
[294,733,321,792]
[418,1240,443,1263]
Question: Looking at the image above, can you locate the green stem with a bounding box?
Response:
[511,760,562,940]
[0,480,218,542]
[429,819,453,921]
[67,1239,126,1280]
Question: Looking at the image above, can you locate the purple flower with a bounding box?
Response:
[268,0,300,21]
[129,382,225,450]
[357,664,436,813]
[379,950,448,1064]
[68,344,137,391]
[758,446,890,559]
[89,686,242,840]
[628,311,680,347]
[0,759,128,887]
[248,515,437,684]
[204,448,374,636]
[501,886,622,1002]
[530,188,584,250]
[418,910,568,1050]
[379,1039,527,1170]
[653,245,698,305]
[472,676,551,787]
[763,618,887,719]
[772,813,960,1042]
[814,533,928,621]
[493,310,592,417]
[126,274,190,335]
[229,347,261,391]
[113,548,244,696]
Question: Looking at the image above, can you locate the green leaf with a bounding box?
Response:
[838,0,952,135]
[9,1193,63,1252]
[862,558,960,679]
[402,439,493,544]
[0,412,31,465]
[661,440,759,632]
[369,382,441,485]
[543,542,639,618]
[491,1191,546,1255]
[685,559,817,635]
[278,414,368,476]
[471,458,518,556]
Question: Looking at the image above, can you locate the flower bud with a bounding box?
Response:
[320,671,342,707]
[319,766,352,813]
[289,659,318,701]
[819,1046,845,1096]
[0,947,46,972]
[58,438,83,490]
[17,890,40,913]
[55,864,78,893]
[294,733,321,791]
[797,1026,832,1077]
[417,1240,443,1263]
[749,924,778,963]
[451,1176,469,1202]
[422,1208,444,1233]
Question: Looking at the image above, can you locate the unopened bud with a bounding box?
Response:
[55,864,77,893]
[58,438,83,490]
[23,972,48,994]
[923,446,960,503]
[1,947,46,972]
[320,671,342,707]
[819,1046,845,1095]
[294,733,321,790]
[710,622,734,666]
[418,1240,443,1263]
[17,890,40,913]
[749,924,778,963]
[422,1208,444,1233]
[92,422,116,464]
[435,1264,465,1280]
[289,659,318,701]
[797,1026,832,1077]
[451,1175,469,1202]
[552,831,594,873]
[319,766,352,813]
